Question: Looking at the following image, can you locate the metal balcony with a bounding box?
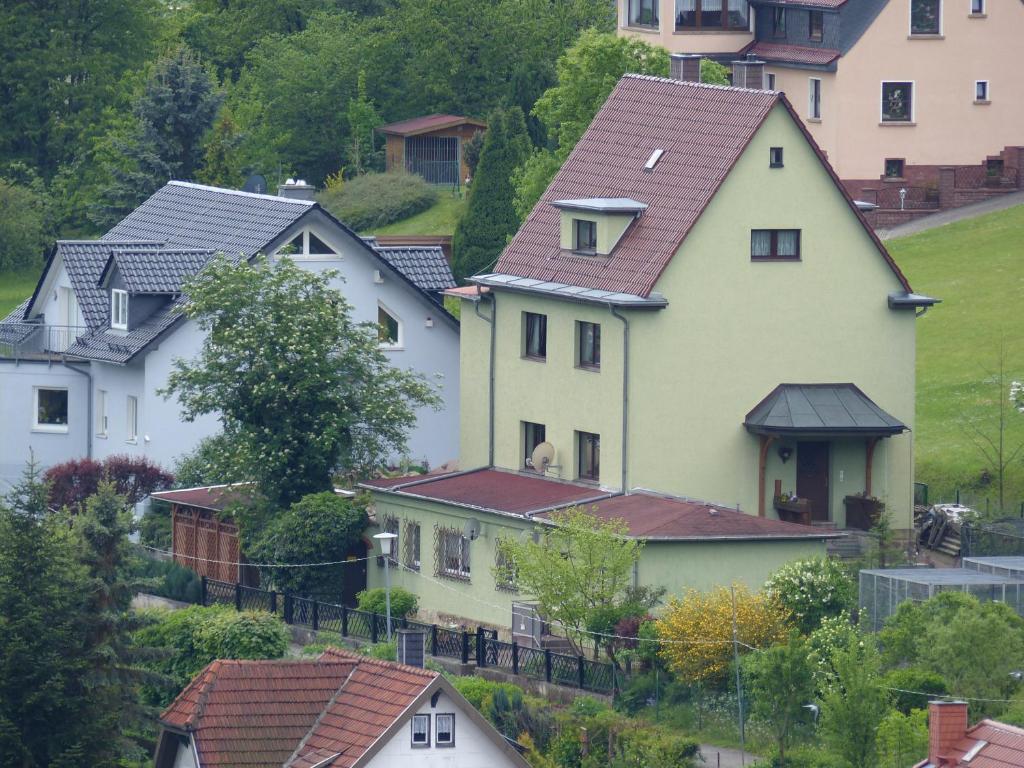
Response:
[0,323,88,361]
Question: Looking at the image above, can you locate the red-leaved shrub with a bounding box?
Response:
[44,454,174,511]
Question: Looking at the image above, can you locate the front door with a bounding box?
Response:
[340,541,369,607]
[797,441,830,522]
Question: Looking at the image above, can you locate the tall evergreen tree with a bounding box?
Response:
[451,107,531,281]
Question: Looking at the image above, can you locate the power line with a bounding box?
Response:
[138,543,376,569]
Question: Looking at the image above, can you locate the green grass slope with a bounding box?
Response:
[368,193,466,236]
[888,204,1024,510]
[0,267,39,319]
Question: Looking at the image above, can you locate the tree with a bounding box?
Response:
[493,506,644,657]
[877,708,929,768]
[161,255,439,506]
[743,632,817,765]
[700,58,731,85]
[0,177,50,272]
[345,70,383,176]
[656,584,792,684]
[44,454,174,512]
[451,106,531,280]
[820,643,891,768]
[250,491,369,598]
[197,108,245,189]
[764,557,855,634]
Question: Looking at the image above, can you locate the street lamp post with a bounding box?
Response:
[373,532,398,642]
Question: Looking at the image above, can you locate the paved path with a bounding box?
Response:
[698,744,761,768]
[877,190,1024,241]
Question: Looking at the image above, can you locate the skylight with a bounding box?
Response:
[645,148,665,171]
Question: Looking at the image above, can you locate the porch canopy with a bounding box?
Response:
[744,384,907,517]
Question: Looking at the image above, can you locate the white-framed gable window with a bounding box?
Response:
[126,396,138,443]
[280,229,337,258]
[33,387,69,433]
[435,713,455,747]
[808,78,822,120]
[411,714,430,747]
[378,302,403,349]
[96,389,108,437]
[111,289,128,330]
[970,0,984,15]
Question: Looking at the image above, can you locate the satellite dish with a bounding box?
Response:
[242,174,267,194]
[529,442,556,473]
[463,518,481,541]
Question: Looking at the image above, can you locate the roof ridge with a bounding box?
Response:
[285,663,360,768]
[974,719,1024,736]
[58,239,164,245]
[166,180,315,206]
[319,647,439,680]
[621,72,778,96]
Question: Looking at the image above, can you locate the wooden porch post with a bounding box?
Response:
[865,437,880,496]
[758,435,777,518]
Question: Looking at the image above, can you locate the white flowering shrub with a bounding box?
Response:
[807,615,871,694]
[764,557,855,634]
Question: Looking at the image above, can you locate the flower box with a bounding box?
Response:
[844,495,884,531]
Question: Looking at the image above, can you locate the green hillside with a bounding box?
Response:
[0,267,37,319]
[888,204,1024,510]
[368,194,466,236]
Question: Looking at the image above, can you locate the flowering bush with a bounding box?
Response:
[807,616,872,693]
[763,557,855,634]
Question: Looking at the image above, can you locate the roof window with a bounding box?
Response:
[644,148,665,171]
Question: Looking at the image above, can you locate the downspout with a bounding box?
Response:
[473,291,496,467]
[609,305,629,493]
[63,360,93,460]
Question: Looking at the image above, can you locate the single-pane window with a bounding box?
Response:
[307,232,335,255]
[35,388,68,430]
[378,515,399,567]
[411,714,430,747]
[523,421,547,467]
[436,713,455,746]
[910,0,941,34]
[436,526,470,580]
[728,0,748,28]
[629,0,658,26]
[770,147,784,168]
[404,521,421,570]
[882,82,913,122]
[809,78,822,119]
[127,396,138,442]
[111,289,128,330]
[764,72,776,91]
[524,312,547,359]
[809,10,823,41]
[577,431,600,482]
[777,230,799,258]
[975,81,988,101]
[971,0,984,13]
[772,7,786,36]
[578,321,600,369]
[378,305,401,346]
[885,158,905,178]
[574,219,597,252]
[96,389,108,436]
[751,230,801,260]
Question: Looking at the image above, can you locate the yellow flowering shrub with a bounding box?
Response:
[656,583,793,683]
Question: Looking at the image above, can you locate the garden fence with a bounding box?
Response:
[201,577,623,694]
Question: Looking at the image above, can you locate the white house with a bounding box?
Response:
[0,181,460,488]
[154,647,531,768]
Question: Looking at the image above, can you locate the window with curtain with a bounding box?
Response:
[676,0,748,29]
[751,230,801,260]
[809,78,822,119]
[628,0,658,27]
[523,312,547,360]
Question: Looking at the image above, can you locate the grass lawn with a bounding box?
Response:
[888,204,1024,510]
[0,266,40,319]
[367,192,467,237]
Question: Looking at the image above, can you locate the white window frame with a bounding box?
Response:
[438,528,471,580]
[126,395,138,443]
[377,301,403,350]
[96,389,108,437]
[435,713,455,747]
[909,0,942,35]
[411,714,430,748]
[808,78,822,120]
[880,80,916,123]
[970,0,984,14]
[277,228,338,260]
[33,387,69,433]
[111,289,128,330]
[974,80,989,102]
[764,72,776,91]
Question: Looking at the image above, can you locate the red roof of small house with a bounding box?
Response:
[915,719,1024,768]
[359,468,611,515]
[745,41,842,66]
[491,73,909,298]
[377,114,487,137]
[151,484,254,513]
[442,284,490,299]
[535,492,839,540]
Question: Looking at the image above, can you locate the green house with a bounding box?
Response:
[364,73,935,634]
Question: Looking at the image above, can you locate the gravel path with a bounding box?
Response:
[698,744,761,767]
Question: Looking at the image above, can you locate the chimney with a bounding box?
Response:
[928,701,969,765]
[397,628,426,668]
[277,178,316,200]
[731,56,766,90]
[670,53,702,83]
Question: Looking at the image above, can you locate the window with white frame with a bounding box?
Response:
[96,389,108,437]
[280,229,337,257]
[435,524,470,580]
[971,0,984,14]
[808,78,822,119]
[764,72,776,91]
[910,0,941,34]
[974,80,989,102]
[111,289,128,330]
[435,713,455,747]
[881,82,914,122]
[411,714,430,747]
[377,304,402,348]
[34,387,69,432]
[126,396,138,442]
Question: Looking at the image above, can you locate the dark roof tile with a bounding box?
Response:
[370,244,455,293]
[746,41,841,66]
[377,114,486,137]
[109,248,214,294]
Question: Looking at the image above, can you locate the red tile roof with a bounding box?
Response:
[758,0,847,7]
[151,484,254,512]
[360,468,611,515]
[286,649,439,768]
[377,114,487,137]
[746,41,841,66]
[916,719,1024,768]
[443,284,490,298]
[536,492,838,540]
[160,659,356,768]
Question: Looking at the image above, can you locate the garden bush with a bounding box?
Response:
[449,675,524,710]
[881,668,948,713]
[764,556,855,634]
[317,171,438,231]
[356,586,418,618]
[129,552,202,604]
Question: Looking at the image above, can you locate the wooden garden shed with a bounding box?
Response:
[379,114,486,187]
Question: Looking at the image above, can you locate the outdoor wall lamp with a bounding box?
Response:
[778,445,793,463]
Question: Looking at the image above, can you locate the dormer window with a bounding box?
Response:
[574,219,597,254]
[111,289,128,330]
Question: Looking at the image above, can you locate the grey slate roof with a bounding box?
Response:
[744,383,907,436]
[66,298,186,364]
[104,248,214,294]
[104,181,313,256]
[370,245,455,294]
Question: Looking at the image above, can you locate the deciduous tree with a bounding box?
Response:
[820,643,891,768]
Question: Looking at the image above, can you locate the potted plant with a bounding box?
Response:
[844,492,884,530]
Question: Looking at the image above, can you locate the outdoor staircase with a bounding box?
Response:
[818,522,873,560]
[933,529,962,559]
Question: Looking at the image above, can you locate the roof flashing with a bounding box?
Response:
[551,197,649,214]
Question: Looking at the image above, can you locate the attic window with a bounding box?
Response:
[111,289,128,330]
[770,147,784,168]
[644,148,665,171]
[378,303,402,348]
[574,219,597,254]
[280,230,337,258]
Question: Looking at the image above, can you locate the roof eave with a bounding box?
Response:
[888,291,940,309]
[467,274,668,309]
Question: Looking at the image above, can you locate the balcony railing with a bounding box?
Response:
[0,323,88,360]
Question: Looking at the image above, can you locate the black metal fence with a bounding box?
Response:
[202,577,622,694]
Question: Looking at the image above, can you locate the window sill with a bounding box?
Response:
[96,433,108,439]
[126,439,138,445]
[807,117,822,124]
[379,345,405,352]
[439,572,471,582]
[879,121,916,127]
[575,476,600,485]
[522,355,546,363]
[622,24,660,34]
[751,256,801,262]
[32,425,69,434]
[968,13,986,18]
[973,99,991,106]
[882,177,907,183]
[907,33,944,40]
[770,163,784,169]
[576,364,601,372]
[436,742,455,749]
[673,28,753,35]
